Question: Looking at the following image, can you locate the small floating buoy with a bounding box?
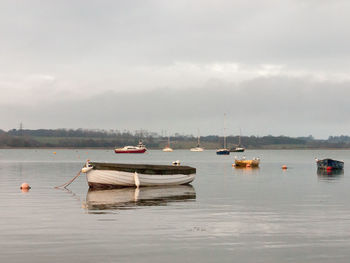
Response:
[53,152,56,154]
[232,164,235,167]
[172,160,181,166]
[20,183,31,190]
[282,165,287,170]
[246,163,251,168]
[327,166,332,171]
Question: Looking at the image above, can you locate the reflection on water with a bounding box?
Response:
[317,168,344,181]
[84,185,196,212]
[233,166,260,176]
[3,149,350,263]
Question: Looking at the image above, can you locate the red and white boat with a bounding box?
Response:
[114,140,147,154]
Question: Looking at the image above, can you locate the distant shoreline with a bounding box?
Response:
[1,147,350,150]
[2,129,350,149]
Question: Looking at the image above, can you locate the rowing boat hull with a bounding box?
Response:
[114,148,146,153]
[86,169,195,188]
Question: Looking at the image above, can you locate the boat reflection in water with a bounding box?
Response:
[317,168,344,181]
[233,166,260,176]
[84,185,196,212]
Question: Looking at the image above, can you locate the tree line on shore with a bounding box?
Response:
[0,128,349,149]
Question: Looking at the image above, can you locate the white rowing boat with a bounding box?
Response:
[81,161,196,189]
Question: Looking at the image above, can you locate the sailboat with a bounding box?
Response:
[230,129,245,152]
[190,130,204,152]
[216,114,230,155]
[163,135,173,152]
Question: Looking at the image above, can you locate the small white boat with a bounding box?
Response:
[81,161,196,189]
[163,147,173,152]
[163,136,173,152]
[190,147,204,152]
[190,130,204,152]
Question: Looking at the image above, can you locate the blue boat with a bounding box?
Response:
[316,158,344,170]
[216,149,230,155]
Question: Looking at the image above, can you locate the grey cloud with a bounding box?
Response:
[1,0,350,70]
[3,76,350,138]
[1,0,350,137]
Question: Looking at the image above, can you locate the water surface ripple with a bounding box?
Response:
[1,149,350,262]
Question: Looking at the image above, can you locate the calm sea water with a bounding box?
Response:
[1,149,350,262]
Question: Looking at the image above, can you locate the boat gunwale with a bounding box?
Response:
[90,162,196,175]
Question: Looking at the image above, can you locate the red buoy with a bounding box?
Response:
[326,166,332,171]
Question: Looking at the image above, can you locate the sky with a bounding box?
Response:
[1,0,350,138]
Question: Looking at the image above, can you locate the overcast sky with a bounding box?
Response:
[1,0,350,138]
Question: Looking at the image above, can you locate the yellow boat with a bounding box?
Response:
[234,158,260,168]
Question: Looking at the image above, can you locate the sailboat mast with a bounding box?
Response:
[239,128,241,146]
[197,129,200,146]
[224,113,226,149]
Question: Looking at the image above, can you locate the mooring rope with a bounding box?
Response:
[54,170,82,189]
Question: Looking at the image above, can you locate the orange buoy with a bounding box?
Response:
[53,152,56,154]
[282,165,287,170]
[20,183,31,190]
[246,163,251,168]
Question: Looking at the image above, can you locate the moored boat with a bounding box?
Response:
[216,149,230,155]
[234,157,260,167]
[114,140,146,154]
[163,147,173,152]
[191,147,204,152]
[230,130,245,152]
[190,130,204,152]
[230,146,245,152]
[216,114,230,155]
[163,136,173,152]
[81,161,196,189]
[315,158,344,170]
